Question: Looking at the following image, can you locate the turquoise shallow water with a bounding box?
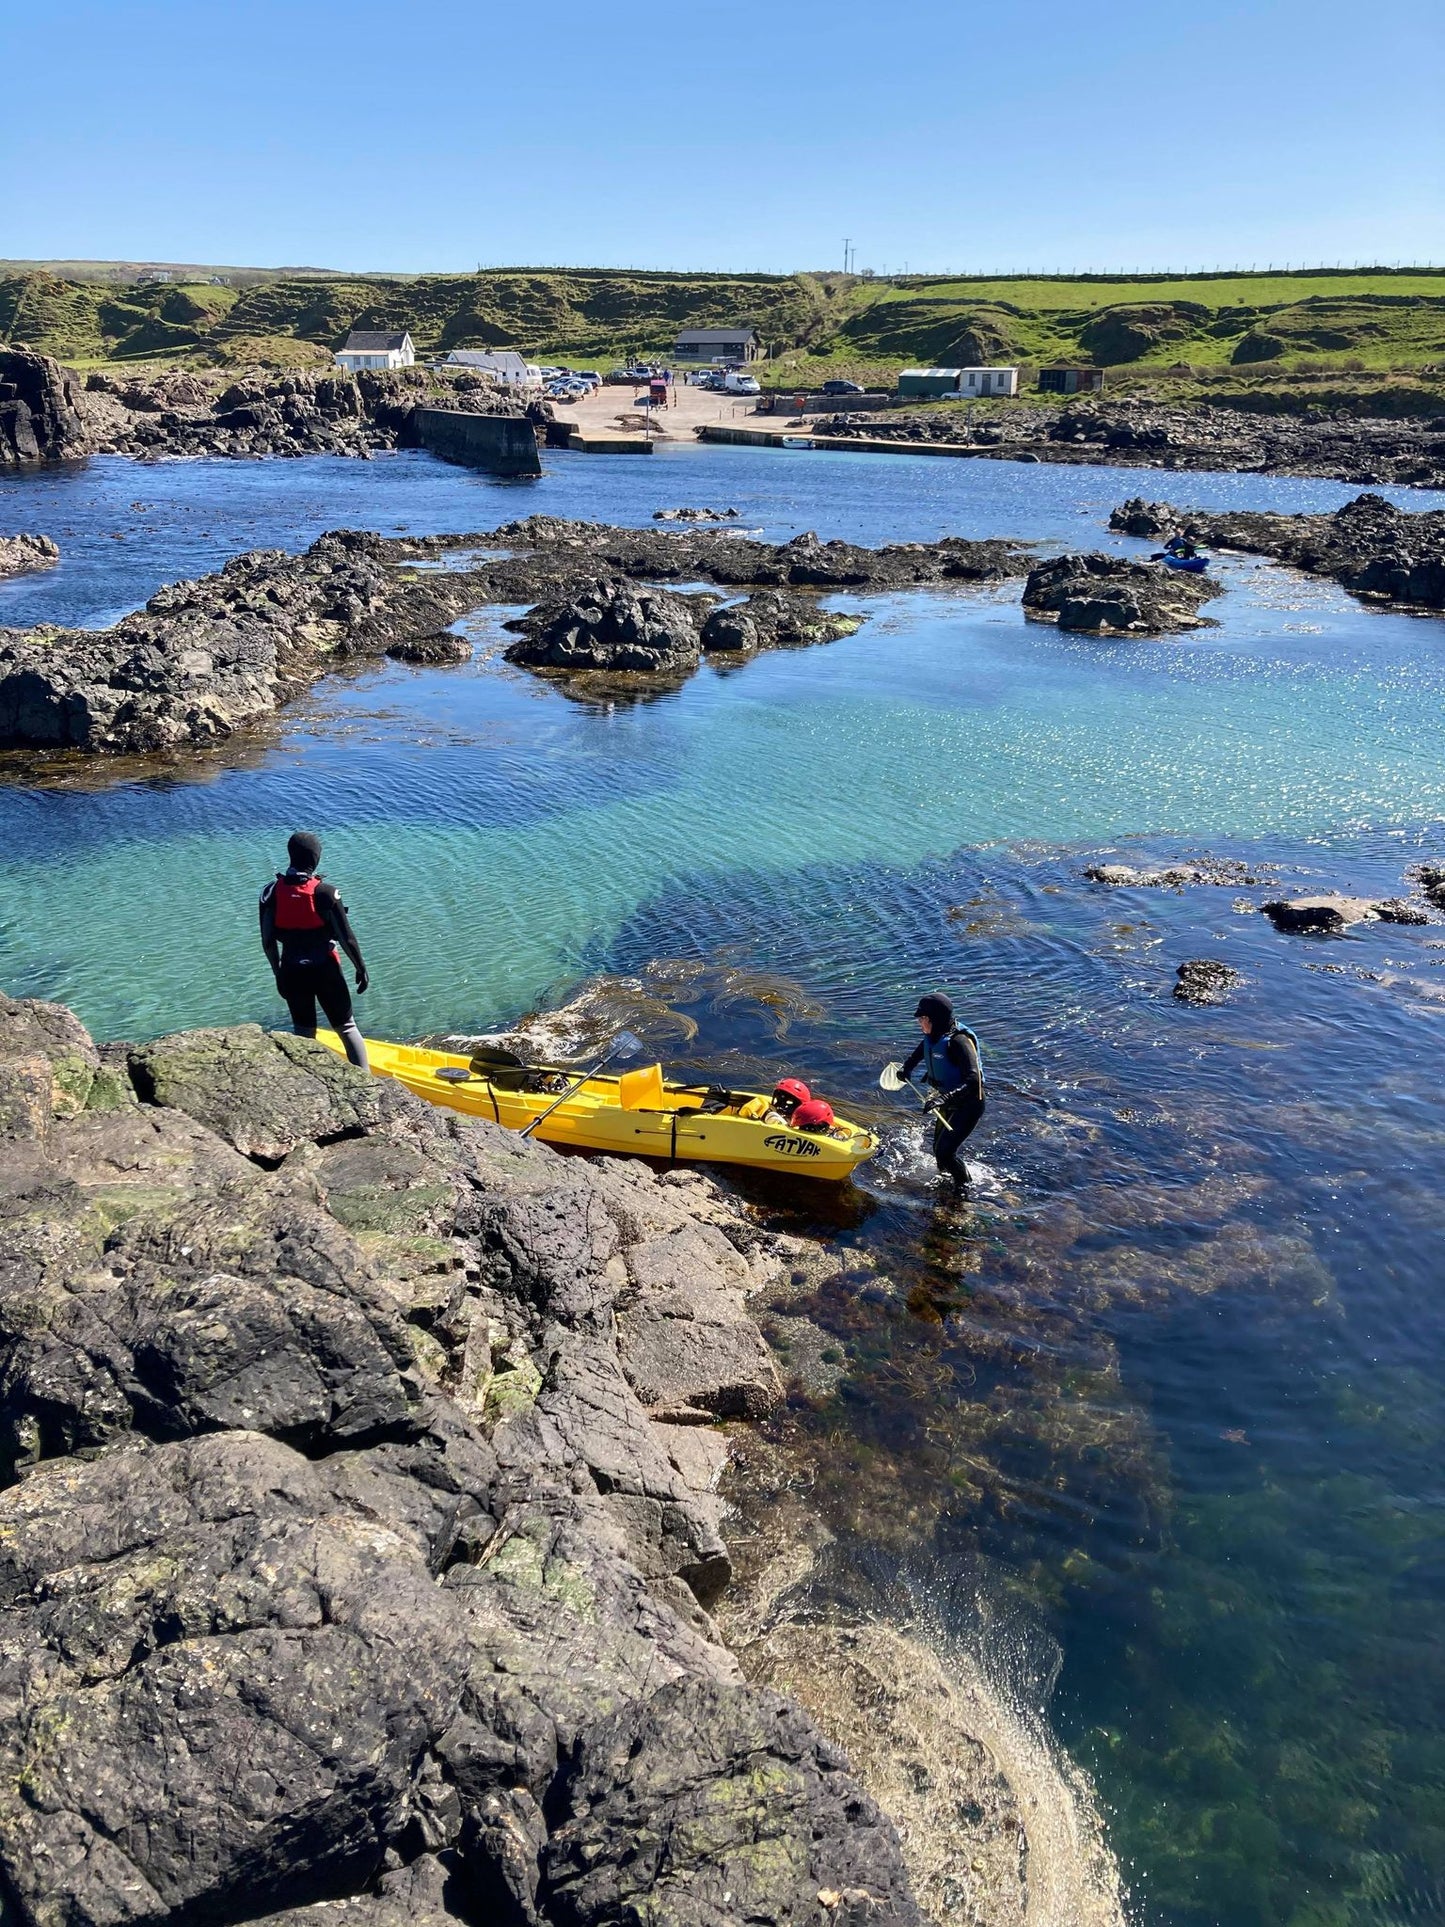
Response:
[4,445,1445,1926]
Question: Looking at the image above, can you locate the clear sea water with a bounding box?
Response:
[4,444,1445,1926]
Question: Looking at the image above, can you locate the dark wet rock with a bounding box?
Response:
[543,1676,918,1927]
[813,402,1445,491]
[1372,897,1430,925]
[0,533,59,579]
[1110,493,1445,614]
[1261,895,1380,932]
[504,579,706,674]
[0,349,88,466]
[653,506,741,522]
[387,631,473,665]
[1413,864,1445,910]
[1024,552,1221,634]
[77,366,531,463]
[702,589,863,655]
[0,530,477,754]
[1173,959,1241,1005]
[489,515,1030,595]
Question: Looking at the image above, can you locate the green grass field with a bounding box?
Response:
[3,261,1442,411]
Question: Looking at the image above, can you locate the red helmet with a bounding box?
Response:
[772,1077,809,1118]
[792,1098,835,1133]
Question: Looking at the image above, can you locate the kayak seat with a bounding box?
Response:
[619,1063,665,1111]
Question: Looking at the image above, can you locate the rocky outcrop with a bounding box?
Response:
[0,519,1024,758]
[1109,493,1445,613]
[653,506,741,523]
[0,533,58,579]
[0,530,479,754]
[1022,552,1222,634]
[504,581,707,675]
[701,590,864,655]
[486,517,1032,595]
[0,990,920,1927]
[77,366,534,462]
[1260,895,1387,932]
[811,402,1445,490]
[0,349,88,466]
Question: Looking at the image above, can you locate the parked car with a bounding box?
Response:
[821,379,865,395]
[723,372,760,395]
[574,371,602,389]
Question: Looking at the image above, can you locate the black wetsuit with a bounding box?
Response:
[259,869,369,1068]
[901,1027,985,1184]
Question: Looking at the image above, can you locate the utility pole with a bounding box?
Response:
[843,238,852,275]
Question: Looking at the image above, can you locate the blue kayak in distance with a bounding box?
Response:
[1162,553,1210,573]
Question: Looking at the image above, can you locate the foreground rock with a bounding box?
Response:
[0,533,58,579]
[0,990,921,1927]
[0,350,88,466]
[811,399,1445,490]
[1023,552,1222,633]
[1110,493,1445,614]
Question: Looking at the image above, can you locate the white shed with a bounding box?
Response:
[957,365,1019,397]
[335,330,416,372]
[444,350,543,394]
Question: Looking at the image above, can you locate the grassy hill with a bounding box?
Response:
[2,263,1442,408]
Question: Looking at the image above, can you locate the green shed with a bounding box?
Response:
[897,368,965,398]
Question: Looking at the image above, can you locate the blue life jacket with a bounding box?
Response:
[921,1026,984,1095]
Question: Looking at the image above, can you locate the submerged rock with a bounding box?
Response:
[1173,959,1241,1004]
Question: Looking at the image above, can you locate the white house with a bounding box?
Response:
[958,365,1019,397]
[335,330,416,372]
[444,349,542,394]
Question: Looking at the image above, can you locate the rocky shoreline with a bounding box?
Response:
[812,400,1445,490]
[1109,492,1445,614]
[0,990,1118,1927]
[0,349,542,468]
[0,519,1030,757]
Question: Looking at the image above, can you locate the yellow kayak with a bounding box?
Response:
[314,1030,877,1181]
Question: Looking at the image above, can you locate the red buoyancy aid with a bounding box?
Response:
[272,875,327,932]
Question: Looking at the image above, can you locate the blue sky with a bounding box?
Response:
[6,0,1441,275]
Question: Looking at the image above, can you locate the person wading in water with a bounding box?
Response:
[259,832,370,1069]
[898,992,985,1189]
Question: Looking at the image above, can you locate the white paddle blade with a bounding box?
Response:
[879,1061,907,1092]
[613,1030,644,1061]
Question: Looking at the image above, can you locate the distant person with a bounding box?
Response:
[259,831,370,1068]
[897,992,985,1188]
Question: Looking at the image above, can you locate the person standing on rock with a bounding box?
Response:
[259,832,370,1069]
[898,992,985,1189]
